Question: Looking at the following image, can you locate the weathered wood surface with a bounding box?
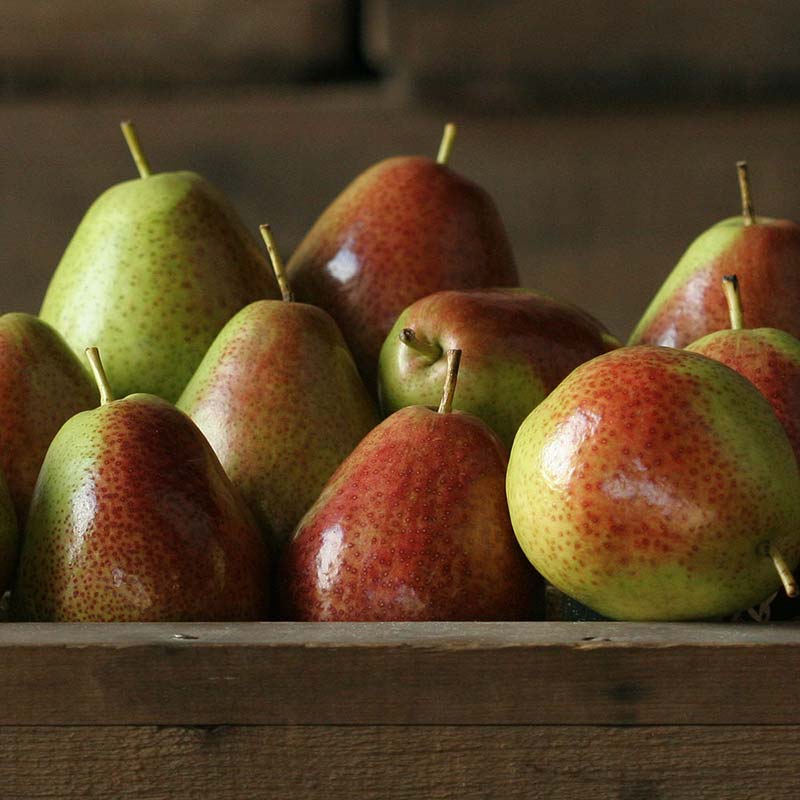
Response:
[366,0,800,107]
[0,723,796,799]
[0,622,799,726]
[4,94,800,339]
[1,1,354,89]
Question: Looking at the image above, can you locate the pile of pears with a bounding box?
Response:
[3,122,800,624]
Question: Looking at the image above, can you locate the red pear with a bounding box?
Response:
[12,349,268,622]
[630,162,800,347]
[687,274,800,463]
[280,350,540,621]
[287,124,519,387]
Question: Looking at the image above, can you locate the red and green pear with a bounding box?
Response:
[286,124,519,387]
[687,274,800,463]
[0,313,97,523]
[177,225,379,552]
[378,288,619,449]
[630,162,800,347]
[40,121,278,403]
[506,345,800,621]
[12,348,269,622]
[280,350,541,621]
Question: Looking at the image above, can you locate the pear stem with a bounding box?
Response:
[120,121,152,179]
[736,161,756,226]
[399,328,442,362]
[769,545,798,598]
[437,349,462,414]
[722,275,744,330]
[85,347,114,405]
[259,224,293,302]
[436,123,458,166]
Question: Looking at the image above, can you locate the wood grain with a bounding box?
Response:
[2,1,353,89]
[0,621,799,726]
[0,723,796,799]
[366,0,800,107]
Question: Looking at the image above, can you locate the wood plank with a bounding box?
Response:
[0,723,797,799]
[2,1,353,89]
[0,621,799,726]
[366,0,800,107]
[3,93,800,341]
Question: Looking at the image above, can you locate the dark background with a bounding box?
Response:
[3,0,800,340]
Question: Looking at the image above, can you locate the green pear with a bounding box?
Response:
[630,162,800,347]
[378,288,619,449]
[0,470,19,594]
[0,313,98,523]
[40,121,278,402]
[178,226,379,552]
[12,348,269,622]
[507,345,800,621]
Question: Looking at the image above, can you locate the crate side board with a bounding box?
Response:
[0,622,798,726]
[0,723,796,800]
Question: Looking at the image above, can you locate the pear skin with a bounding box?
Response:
[41,164,278,402]
[378,288,619,449]
[13,383,269,622]
[287,145,519,388]
[0,313,98,523]
[178,299,379,552]
[507,346,800,621]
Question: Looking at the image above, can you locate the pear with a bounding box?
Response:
[630,162,800,347]
[687,275,800,463]
[40,121,278,403]
[378,288,619,449]
[506,345,800,621]
[0,470,19,594]
[177,225,379,552]
[12,348,269,622]
[0,313,97,523]
[280,350,541,621]
[287,124,519,388]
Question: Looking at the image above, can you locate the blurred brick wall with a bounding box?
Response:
[3,1,800,340]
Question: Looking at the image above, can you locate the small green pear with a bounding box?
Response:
[12,348,269,622]
[40,121,278,402]
[178,226,379,552]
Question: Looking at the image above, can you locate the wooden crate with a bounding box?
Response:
[1,621,798,798]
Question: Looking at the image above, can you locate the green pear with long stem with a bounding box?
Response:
[0,313,97,523]
[178,225,380,552]
[40,121,278,402]
[12,348,269,621]
[630,162,800,346]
